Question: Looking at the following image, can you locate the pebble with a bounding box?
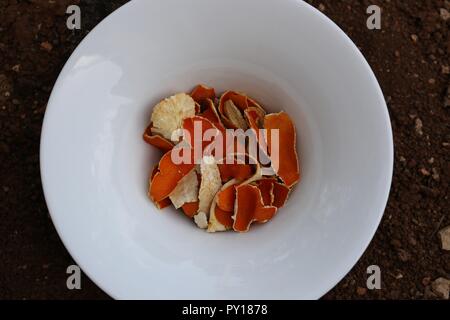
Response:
[438,225,450,251]
[422,277,431,286]
[419,168,430,176]
[414,118,423,135]
[431,278,450,299]
[432,168,440,181]
[12,64,20,72]
[318,3,326,11]
[442,65,450,74]
[411,34,418,42]
[40,41,53,52]
[397,249,410,262]
[356,287,367,296]
[440,8,450,21]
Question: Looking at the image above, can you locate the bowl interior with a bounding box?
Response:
[41,0,393,299]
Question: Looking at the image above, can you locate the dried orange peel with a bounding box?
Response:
[143,85,300,233]
[233,184,277,232]
[143,124,174,152]
[264,111,300,188]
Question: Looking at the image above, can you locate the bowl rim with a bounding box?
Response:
[40,0,394,299]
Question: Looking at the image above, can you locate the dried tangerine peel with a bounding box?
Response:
[216,182,237,212]
[169,169,199,209]
[223,100,248,130]
[150,149,195,203]
[195,156,222,229]
[181,201,199,218]
[255,178,276,206]
[207,179,238,233]
[272,181,290,208]
[149,165,172,209]
[264,112,300,188]
[143,125,174,152]
[182,115,219,149]
[233,184,277,232]
[199,99,226,133]
[191,84,216,103]
[217,162,254,183]
[150,93,196,141]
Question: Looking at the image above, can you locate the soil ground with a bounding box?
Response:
[0,0,448,299]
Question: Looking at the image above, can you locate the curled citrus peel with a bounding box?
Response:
[218,91,251,129]
[150,93,196,141]
[195,156,222,229]
[207,179,238,233]
[191,84,216,104]
[149,165,172,209]
[149,149,195,203]
[181,201,199,218]
[233,184,277,232]
[264,112,300,188]
[254,178,290,208]
[143,124,174,152]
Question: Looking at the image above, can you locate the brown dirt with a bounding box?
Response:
[0,0,448,299]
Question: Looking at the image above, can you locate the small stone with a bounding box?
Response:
[4,91,10,97]
[356,287,367,296]
[440,8,450,21]
[394,50,400,58]
[411,34,418,42]
[40,41,53,52]
[422,277,431,286]
[399,156,406,162]
[428,78,436,84]
[12,64,20,72]
[442,65,450,74]
[318,3,325,11]
[432,168,440,181]
[419,168,430,176]
[431,278,450,299]
[428,157,435,164]
[438,226,450,251]
[415,118,423,135]
[397,249,410,262]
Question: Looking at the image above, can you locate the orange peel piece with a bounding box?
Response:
[199,99,226,133]
[182,201,199,218]
[272,181,290,208]
[255,178,276,206]
[223,100,248,130]
[233,184,277,232]
[217,162,254,183]
[216,183,237,212]
[191,84,216,104]
[195,156,222,228]
[207,179,238,232]
[264,112,300,188]
[150,93,196,141]
[169,169,199,209]
[149,150,195,203]
[143,124,174,152]
[149,165,172,209]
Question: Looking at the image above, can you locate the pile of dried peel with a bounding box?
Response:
[143,84,300,233]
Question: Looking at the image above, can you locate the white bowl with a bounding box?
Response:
[40,0,393,299]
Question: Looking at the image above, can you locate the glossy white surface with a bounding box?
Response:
[40,0,393,299]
